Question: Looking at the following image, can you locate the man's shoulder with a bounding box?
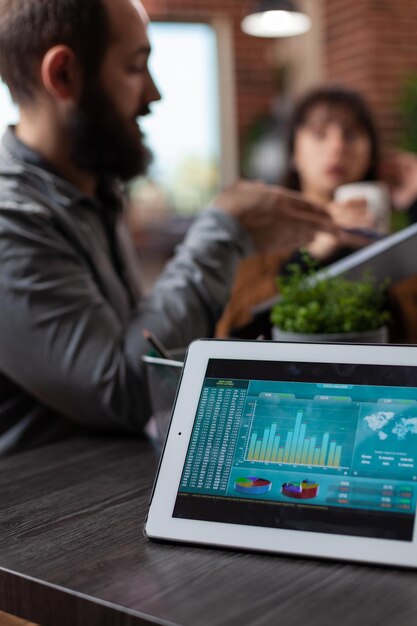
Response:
[0,185,49,216]
[0,159,54,218]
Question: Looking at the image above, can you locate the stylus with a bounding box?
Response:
[342,227,383,241]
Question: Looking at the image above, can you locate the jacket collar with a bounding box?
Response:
[0,127,123,213]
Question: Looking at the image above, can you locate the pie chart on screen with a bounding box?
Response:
[234,477,272,495]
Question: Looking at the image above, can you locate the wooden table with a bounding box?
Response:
[1,435,417,626]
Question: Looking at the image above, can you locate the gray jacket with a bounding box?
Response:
[0,129,252,454]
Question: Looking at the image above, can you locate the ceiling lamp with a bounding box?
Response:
[241,0,311,38]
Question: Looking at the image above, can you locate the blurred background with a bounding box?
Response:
[2,0,417,288]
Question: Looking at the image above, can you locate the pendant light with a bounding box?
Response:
[241,0,311,38]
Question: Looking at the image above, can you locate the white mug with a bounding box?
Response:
[334,181,391,235]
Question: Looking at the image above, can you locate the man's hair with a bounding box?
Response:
[0,0,111,104]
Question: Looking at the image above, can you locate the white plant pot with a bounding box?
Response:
[271,326,389,344]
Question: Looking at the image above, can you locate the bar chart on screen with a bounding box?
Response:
[244,400,357,472]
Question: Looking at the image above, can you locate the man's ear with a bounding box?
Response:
[40,45,81,101]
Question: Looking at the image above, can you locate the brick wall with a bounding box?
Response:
[323,0,417,148]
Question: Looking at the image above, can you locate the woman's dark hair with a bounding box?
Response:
[282,85,380,191]
[0,0,111,104]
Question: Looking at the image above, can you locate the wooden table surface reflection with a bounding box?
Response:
[1,436,417,626]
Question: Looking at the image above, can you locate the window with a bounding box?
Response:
[129,21,234,221]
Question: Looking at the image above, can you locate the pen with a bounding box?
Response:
[143,329,174,360]
[342,227,383,241]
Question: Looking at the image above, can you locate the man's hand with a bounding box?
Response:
[213,180,339,254]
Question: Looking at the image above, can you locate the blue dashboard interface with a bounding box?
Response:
[173,359,417,541]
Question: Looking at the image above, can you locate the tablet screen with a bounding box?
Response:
[173,359,417,541]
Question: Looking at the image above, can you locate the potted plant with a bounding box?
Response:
[270,254,391,343]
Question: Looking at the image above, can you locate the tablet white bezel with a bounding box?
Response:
[145,339,417,567]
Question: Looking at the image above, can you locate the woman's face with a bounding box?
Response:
[292,103,372,202]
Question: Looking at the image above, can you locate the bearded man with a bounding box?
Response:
[0,0,336,454]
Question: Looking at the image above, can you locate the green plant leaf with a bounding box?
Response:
[270,251,391,334]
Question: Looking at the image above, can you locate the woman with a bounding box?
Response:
[281,85,380,269]
[216,85,382,337]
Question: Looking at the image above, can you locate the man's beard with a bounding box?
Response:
[68,81,153,182]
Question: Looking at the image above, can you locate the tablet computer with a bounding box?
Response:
[251,221,417,316]
[145,339,417,568]
[319,221,417,283]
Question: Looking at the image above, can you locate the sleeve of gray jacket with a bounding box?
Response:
[133,208,253,346]
[0,205,252,434]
